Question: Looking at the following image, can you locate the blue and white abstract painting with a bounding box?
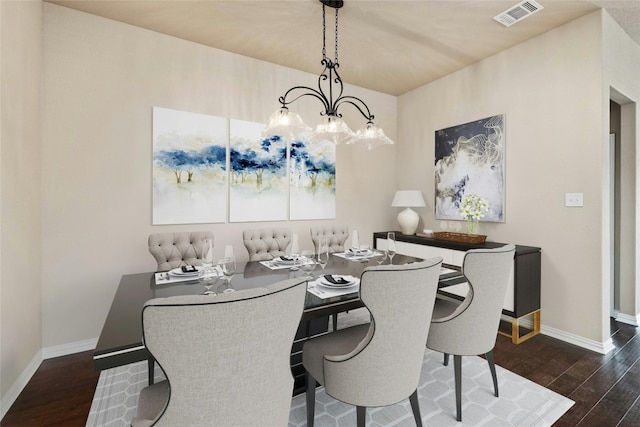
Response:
[289,138,336,220]
[434,114,505,222]
[229,119,288,222]
[152,107,227,225]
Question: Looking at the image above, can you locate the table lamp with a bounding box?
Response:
[391,190,426,235]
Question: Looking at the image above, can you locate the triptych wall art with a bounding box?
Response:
[434,114,505,222]
[152,107,336,225]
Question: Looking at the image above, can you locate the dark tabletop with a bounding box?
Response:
[93,253,464,371]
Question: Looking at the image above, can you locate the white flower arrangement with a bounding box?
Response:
[459,194,490,221]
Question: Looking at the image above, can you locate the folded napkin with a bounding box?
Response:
[277,256,300,262]
[346,248,371,257]
[324,274,351,285]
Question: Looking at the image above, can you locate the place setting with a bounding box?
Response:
[154,264,203,285]
[307,273,360,299]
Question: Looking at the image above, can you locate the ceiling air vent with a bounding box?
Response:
[494,0,544,27]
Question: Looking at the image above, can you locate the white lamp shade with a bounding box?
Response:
[261,107,312,140]
[311,115,355,144]
[391,190,426,208]
[347,122,394,150]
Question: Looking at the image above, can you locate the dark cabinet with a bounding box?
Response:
[373,232,541,343]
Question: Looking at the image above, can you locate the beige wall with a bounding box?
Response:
[3,1,640,411]
[0,0,43,406]
[398,12,608,344]
[40,3,397,349]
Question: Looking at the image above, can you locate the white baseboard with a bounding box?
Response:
[501,315,615,354]
[0,350,42,420]
[615,312,640,326]
[541,324,615,354]
[42,337,97,360]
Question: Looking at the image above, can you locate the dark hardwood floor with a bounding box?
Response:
[1,319,639,426]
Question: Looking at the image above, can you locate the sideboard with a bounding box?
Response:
[373,231,541,344]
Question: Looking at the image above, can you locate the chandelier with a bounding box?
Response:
[261,0,394,150]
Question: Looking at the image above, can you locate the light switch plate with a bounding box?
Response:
[565,192,583,207]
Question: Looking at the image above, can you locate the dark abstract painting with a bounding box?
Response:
[434,115,505,222]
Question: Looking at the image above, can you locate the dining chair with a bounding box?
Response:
[310,224,349,253]
[426,244,516,422]
[303,257,443,427]
[148,231,214,272]
[130,276,307,427]
[242,227,292,261]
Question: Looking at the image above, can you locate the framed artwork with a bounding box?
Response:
[152,107,227,225]
[229,119,288,222]
[434,114,505,222]
[289,138,336,220]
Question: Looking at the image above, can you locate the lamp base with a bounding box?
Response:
[397,207,419,235]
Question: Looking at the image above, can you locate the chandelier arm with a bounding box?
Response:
[279,85,331,112]
[322,59,345,116]
[334,96,375,122]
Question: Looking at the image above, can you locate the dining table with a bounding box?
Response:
[93,252,465,392]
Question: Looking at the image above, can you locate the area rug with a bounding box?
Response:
[87,348,573,427]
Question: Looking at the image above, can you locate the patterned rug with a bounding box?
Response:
[87,311,573,426]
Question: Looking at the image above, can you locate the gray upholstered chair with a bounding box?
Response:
[310,224,349,253]
[303,257,443,427]
[148,232,213,272]
[426,244,516,422]
[242,227,292,261]
[130,276,307,427]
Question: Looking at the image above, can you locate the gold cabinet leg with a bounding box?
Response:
[498,310,541,344]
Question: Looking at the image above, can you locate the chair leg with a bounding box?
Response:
[454,355,462,422]
[332,313,338,331]
[148,357,155,385]
[306,370,317,427]
[443,353,449,366]
[356,406,366,427]
[486,350,499,397]
[409,389,423,427]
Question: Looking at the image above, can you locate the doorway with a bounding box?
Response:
[609,90,637,330]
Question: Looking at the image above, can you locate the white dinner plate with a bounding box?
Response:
[318,275,358,288]
[317,281,359,290]
[168,267,201,277]
[273,257,302,266]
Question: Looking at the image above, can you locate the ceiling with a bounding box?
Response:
[46,0,640,96]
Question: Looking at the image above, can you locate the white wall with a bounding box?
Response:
[0,0,43,413]
[40,3,398,350]
[398,12,608,347]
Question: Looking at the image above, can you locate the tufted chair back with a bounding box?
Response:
[148,232,214,272]
[242,228,292,261]
[310,224,350,253]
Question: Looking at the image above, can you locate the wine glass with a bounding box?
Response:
[301,249,317,277]
[218,256,236,286]
[198,266,220,295]
[202,238,214,268]
[375,249,388,265]
[387,232,397,265]
[288,234,301,271]
[317,237,329,272]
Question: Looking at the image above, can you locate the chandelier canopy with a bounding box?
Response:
[261,0,393,150]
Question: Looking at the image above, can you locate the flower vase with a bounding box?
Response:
[467,219,479,235]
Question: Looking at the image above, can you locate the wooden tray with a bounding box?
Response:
[433,231,487,244]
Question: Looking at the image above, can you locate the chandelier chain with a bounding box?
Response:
[321,5,326,61]
[334,8,339,64]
